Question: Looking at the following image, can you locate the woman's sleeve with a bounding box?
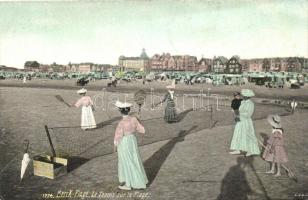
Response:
[114,123,123,146]
[74,98,82,107]
[134,117,145,134]
[161,93,168,103]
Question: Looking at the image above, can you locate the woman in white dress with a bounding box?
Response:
[74,88,97,130]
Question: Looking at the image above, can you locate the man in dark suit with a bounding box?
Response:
[231,92,242,122]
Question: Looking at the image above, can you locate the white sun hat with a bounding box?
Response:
[77,88,87,94]
[115,100,132,108]
[241,89,255,97]
[166,79,176,89]
[267,114,282,129]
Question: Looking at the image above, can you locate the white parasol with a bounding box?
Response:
[20,140,31,180]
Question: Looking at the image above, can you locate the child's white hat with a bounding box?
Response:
[267,114,282,128]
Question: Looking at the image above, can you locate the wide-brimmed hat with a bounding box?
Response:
[166,85,175,89]
[115,100,132,108]
[267,114,282,128]
[166,79,176,89]
[241,89,255,97]
[77,88,87,94]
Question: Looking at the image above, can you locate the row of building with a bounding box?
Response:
[119,49,308,73]
[21,61,116,73]
[1,49,307,74]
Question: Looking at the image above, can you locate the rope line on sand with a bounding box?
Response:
[47,111,289,130]
[47,106,212,129]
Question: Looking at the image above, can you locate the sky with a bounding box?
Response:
[0,0,307,68]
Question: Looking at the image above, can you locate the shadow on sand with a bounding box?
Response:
[96,112,138,128]
[217,156,253,200]
[96,116,122,128]
[67,156,90,172]
[217,156,271,200]
[144,125,198,186]
[176,108,194,122]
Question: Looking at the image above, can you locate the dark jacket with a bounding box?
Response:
[231,99,242,111]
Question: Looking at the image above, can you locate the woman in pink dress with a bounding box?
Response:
[74,88,97,130]
[114,101,148,190]
[262,115,288,177]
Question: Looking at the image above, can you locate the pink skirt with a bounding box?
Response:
[262,135,288,163]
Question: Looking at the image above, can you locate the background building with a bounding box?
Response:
[197,58,212,72]
[24,61,40,72]
[212,56,228,73]
[149,53,197,71]
[246,59,263,72]
[226,56,242,74]
[285,57,302,72]
[0,65,19,72]
[19,55,307,74]
[118,49,150,71]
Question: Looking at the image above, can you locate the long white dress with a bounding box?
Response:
[75,96,97,130]
[230,99,260,155]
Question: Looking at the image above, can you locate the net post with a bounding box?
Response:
[44,125,56,157]
[210,105,213,120]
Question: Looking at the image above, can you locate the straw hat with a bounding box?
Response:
[241,89,255,97]
[77,88,87,94]
[166,79,176,89]
[267,114,282,129]
[115,100,132,108]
